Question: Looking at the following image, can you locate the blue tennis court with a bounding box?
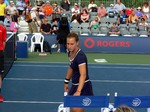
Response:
[0,62,150,112]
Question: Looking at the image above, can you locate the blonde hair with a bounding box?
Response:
[115,105,136,112]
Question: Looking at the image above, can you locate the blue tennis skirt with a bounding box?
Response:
[68,81,94,96]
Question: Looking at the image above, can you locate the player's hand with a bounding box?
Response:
[73,91,81,96]
[64,84,69,92]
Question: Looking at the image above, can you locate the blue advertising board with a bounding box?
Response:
[26,34,150,54]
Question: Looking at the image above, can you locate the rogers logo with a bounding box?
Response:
[84,38,131,48]
[84,38,95,48]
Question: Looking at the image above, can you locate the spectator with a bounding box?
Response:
[142,2,150,15]
[11,10,20,23]
[80,9,90,23]
[40,18,51,34]
[127,10,138,24]
[51,20,58,35]
[107,4,116,18]
[71,3,80,16]
[25,0,32,13]
[6,1,17,15]
[10,10,20,32]
[16,0,26,17]
[71,11,81,23]
[88,0,98,12]
[52,2,61,22]
[135,7,143,19]
[125,5,134,17]
[109,22,120,35]
[0,0,6,22]
[25,11,38,34]
[139,18,148,30]
[114,0,126,13]
[90,16,100,29]
[97,3,107,18]
[61,0,70,12]
[4,14,12,28]
[118,10,128,24]
[115,105,136,112]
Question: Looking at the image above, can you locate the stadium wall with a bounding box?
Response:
[26,34,150,54]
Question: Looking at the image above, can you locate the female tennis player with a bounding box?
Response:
[64,32,94,112]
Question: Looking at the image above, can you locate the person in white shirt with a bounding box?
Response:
[71,3,80,16]
[16,0,26,16]
[6,1,17,15]
[88,0,97,12]
[114,0,126,13]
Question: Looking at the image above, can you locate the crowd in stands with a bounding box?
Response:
[0,0,150,36]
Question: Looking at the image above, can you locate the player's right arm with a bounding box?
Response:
[64,66,73,92]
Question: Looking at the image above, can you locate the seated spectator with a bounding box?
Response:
[4,14,12,28]
[115,105,136,112]
[142,2,150,16]
[139,18,148,30]
[135,7,143,19]
[71,3,80,16]
[40,18,51,34]
[60,0,70,12]
[90,16,100,29]
[6,1,17,15]
[51,20,58,35]
[80,9,90,23]
[109,22,120,35]
[71,11,81,23]
[98,3,107,18]
[114,0,126,13]
[52,2,61,22]
[118,10,128,24]
[125,5,134,17]
[88,0,98,12]
[127,10,138,24]
[16,0,26,16]
[107,4,116,18]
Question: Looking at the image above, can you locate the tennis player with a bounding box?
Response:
[64,32,94,112]
[0,21,6,102]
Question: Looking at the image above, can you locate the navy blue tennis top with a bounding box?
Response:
[68,49,89,84]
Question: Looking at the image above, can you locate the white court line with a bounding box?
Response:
[5,78,63,81]
[13,64,150,70]
[4,100,63,104]
[5,78,150,84]
[14,61,150,66]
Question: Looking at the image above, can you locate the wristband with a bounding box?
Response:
[64,78,70,84]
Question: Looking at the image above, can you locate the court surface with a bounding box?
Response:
[0,62,150,112]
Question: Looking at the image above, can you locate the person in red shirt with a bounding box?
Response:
[0,21,6,102]
[125,5,134,17]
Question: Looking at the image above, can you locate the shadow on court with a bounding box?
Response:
[0,62,150,112]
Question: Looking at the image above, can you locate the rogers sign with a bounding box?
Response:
[84,38,131,48]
